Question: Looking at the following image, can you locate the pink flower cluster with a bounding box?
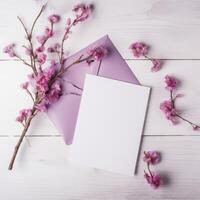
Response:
[160,75,200,130]
[160,75,178,124]
[16,108,32,123]
[143,151,162,189]
[160,100,177,124]
[31,62,61,112]
[129,42,162,72]
[165,75,177,91]
[143,151,160,165]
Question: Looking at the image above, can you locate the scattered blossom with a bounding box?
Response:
[143,151,162,189]
[129,42,148,57]
[161,76,200,130]
[129,42,162,72]
[143,151,160,165]
[144,172,161,189]
[160,100,177,124]
[165,75,177,91]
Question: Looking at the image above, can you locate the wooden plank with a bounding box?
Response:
[1,0,200,59]
[1,60,199,136]
[1,135,200,200]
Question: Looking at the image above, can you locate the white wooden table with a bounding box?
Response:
[1,0,200,199]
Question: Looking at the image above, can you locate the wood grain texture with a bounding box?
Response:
[0,0,200,199]
[1,0,200,59]
[1,136,200,200]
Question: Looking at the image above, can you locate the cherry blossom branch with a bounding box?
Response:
[129,42,162,72]
[4,3,110,171]
[8,108,37,170]
[143,151,161,189]
[160,75,200,130]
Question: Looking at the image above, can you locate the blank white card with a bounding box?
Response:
[69,74,150,176]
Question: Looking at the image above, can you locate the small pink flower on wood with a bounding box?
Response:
[129,42,148,57]
[160,100,177,124]
[143,151,162,189]
[165,75,177,91]
[143,151,160,165]
[144,172,161,189]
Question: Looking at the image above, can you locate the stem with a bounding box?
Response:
[8,109,37,170]
[175,113,200,129]
[147,163,153,178]
[30,4,46,39]
[96,59,102,76]
[170,90,200,129]
[15,55,32,67]
[17,17,37,75]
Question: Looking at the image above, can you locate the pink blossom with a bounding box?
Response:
[144,172,161,189]
[3,43,16,57]
[20,82,29,90]
[73,3,93,24]
[143,151,160,165]
[151,59,162,72]
[48,14,60,23]
[44,27,54,38]
[37,53,47,65]
[36,46,45,53]
[165,75,177,91]
[34,81,61,112]
[129,42,148,57]
[160,100,177,124]
[35,73,49,93]
[88,46,108,61]
[45,81,62,105]
[36,35,47,44]
[16,108,32,123]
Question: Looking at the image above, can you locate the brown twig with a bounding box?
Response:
[8,109,37,170]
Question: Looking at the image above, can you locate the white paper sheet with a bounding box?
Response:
[69,74,150,176]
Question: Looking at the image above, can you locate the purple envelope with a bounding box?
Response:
[47,35,140,144]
